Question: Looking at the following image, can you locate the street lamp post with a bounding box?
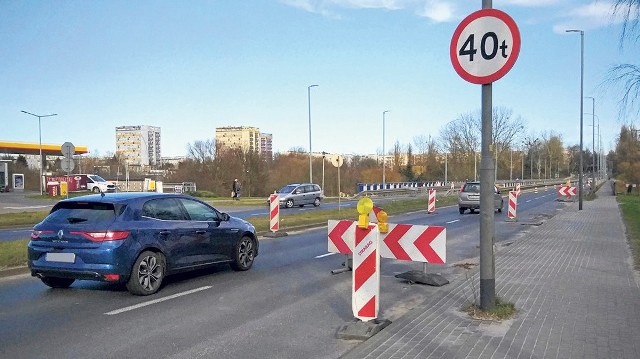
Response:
[566,29,584,210]
[585,96,596,189]
[510,149,513,181]
[382,110,390,188]
[21,110,58,195]
[321,151,327,193]
[308,84,318,184]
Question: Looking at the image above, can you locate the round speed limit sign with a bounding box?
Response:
[450,9,520,84]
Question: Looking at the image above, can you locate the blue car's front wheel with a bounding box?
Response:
[127,251,165,296]
[231,236,256,271]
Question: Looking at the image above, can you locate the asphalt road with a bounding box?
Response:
[0,189,565,359]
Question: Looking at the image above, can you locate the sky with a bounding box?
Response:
[2,0,638,158]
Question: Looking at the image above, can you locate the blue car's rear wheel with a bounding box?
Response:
[127,251,165,296]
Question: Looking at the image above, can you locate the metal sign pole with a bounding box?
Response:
[479,0,496,311]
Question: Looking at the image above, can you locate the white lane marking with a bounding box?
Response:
[526,200,532,203]
[534,197,541,200]
[315,253,336,259]
[446,219,460,224]
[104,286,212,315]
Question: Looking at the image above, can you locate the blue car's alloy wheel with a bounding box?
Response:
[127,251,165,296]
[231,236,255,271]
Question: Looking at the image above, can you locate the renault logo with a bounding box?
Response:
[57,230,64,240]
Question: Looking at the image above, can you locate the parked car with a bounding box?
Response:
[45,174,116,193]
[270,183,323,208]
[457,181,504,214]
[28,192,258,295]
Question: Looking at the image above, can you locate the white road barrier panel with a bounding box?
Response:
[428,189,436,214]
[507,191,517,221]
[269,194,280,232]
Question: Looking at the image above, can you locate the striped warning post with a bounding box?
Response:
[515,183,521,197]
[507,191,517,221]
[269,194,280,232]
[428,189,436,214]
[352,224,379,321]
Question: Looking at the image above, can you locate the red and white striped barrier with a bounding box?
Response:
[379,224,446,263]
[352,224,380,321]
[328,218,447,321]
[427,189,436,214]
[328,220,356,254]
[269,194,280,232]
[507,191,517,221]
[558,185,577,197]
[515,183,521,197]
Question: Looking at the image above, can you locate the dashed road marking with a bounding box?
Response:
[104,286,212,315]
[315,253,336,259]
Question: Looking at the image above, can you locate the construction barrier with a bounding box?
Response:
[427,189,436,214]
[507,191,517,221]
[269,194,280,232]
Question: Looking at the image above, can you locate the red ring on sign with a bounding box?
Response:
[450,9,520,84]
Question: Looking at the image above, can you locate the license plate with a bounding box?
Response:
[468,195,479,200]
[46,252,76,263]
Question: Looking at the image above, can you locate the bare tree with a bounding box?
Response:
[614,0,640,42]
[187,139,216,163]
[610,1,640,117]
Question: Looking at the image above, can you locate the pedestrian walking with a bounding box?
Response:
[232,178,240,200]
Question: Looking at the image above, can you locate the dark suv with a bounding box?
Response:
[457,181,504,214]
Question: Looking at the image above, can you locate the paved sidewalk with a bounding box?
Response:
[343,183,640,358]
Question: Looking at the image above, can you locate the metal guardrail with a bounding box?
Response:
[354,179,573,200]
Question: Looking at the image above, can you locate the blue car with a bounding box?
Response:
[28,192,258,295]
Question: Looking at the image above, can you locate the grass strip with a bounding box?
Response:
[0,240,29,269]
[618,195,640,270]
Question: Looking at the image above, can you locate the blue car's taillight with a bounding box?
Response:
[31,230,54,239]
[69,230,130,242]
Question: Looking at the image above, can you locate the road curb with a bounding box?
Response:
[0,266,29,278]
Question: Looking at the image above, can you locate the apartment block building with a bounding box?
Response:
[115,125,161,166]
[215,126,272,157]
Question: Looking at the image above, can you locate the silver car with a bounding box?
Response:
[458,181,504,214]
[272,183,323,208]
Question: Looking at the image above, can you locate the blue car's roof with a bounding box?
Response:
[60,192,186,204]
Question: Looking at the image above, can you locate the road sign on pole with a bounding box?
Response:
[450,9,520,84]
[60,142,75,174]
[451,5,520,311]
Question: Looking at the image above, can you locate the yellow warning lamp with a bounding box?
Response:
[356,197,373,229]
[376,210,388,233]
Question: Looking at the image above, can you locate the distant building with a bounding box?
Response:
[215,126,273,157]
[115,125,161,166]
[259,132,273,158]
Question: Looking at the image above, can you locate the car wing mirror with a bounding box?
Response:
[221,213,230,221]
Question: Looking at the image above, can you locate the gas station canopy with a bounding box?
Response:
[0,141,89,156]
